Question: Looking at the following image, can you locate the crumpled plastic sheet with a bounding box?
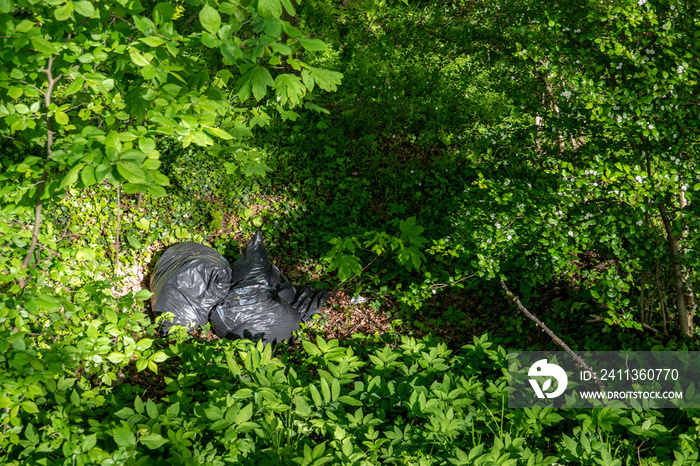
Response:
[150,242,232,336]
[211,231,329,345]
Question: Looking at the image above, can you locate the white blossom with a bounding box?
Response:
[636,220,644,226]
[638,0,646,5]
[678,65,685,74]
[568,231,574,237]
[635,175,643,183]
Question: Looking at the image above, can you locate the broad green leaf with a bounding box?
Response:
[0,0,14,14]
[257,0,282,18]
[113,426,136,448]
[54,2,74,21]
[235,403,253,424]
[327,253,362,281]
[146,399,159,419]
[129,49,152,67]
[140,36,164,47]
[237,66,275,102]
[65,77,85,95]
[150,351,168,363]
[242,160,272,177]
[132,15,157,35]
[80,164,96,186]
[297,38,328,52]
[338,396,363,406]
[54,111,69,125]
[199,4,221,34]
[21,401,39,414]
[141,433,167,449]
[308,67,342,92]
[153,2,175,24]
[280,0,295,15]
[116,161,146,183]
[204,126,233,140]
[147,184,167,197]
[263,18,281,38]
[60,163,85,189]
[138,137,156,154]
[274,74,305,106]
[74,1,97,17]
[294,395,312,417]
[31,37,58,54]
[7,86,23,99]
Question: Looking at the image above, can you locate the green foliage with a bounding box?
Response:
[2,331,699,464]
[3,0,700,463]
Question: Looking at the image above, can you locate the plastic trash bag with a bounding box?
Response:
[150,242,232,336]
[211,231,329,344]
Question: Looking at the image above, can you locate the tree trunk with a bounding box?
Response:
[658,203,691,336]
[19,56,62,288]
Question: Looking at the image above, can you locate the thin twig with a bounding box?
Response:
[500,279,607,394]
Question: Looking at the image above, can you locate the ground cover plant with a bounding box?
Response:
[2,0,700,464]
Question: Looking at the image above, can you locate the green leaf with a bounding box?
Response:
[140,36,164,47]
[21,401,39,414]
[129,49,152,67]
[257,0,282,18]
[60,163,85,189]
[7,86,23,99]
[274,74,306,106]
[338,396,362,406]
[116,161,146,183]
[65,77,85,96]
[280,0,295,15]
[309,384,323,407]
[204,126,233,140]
[308,67,343,92]
[132,15,157,35]
[297,37,328,52]
[294,395,312,417]
[135,218,150,230]
[0,0,15,14]
[139,137,156,154]
[113,426,136,448]
[141,433,167,449]
[153,2,175,24]
[235,403,253,424]
[74,1,97,17]
[242,160,272,177]
[146,399,159,419]
[150,351,168,363]
[54,2,74,21]
[147,184,167,197]
[237,66,275,102]
[81,164,96,186]
[327,253,362,282]
[134,289,153,300]
[200,4,221,34]
[55,111,69,125]
[25,423,39,444]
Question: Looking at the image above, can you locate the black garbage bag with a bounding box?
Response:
[150,242,232,336]
[211,231,329,344]
[291,285,330,322]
